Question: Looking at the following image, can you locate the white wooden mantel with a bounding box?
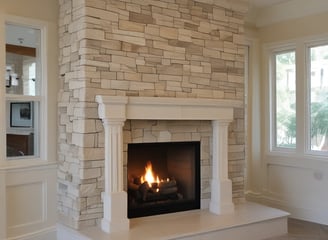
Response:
[96,96,242,233]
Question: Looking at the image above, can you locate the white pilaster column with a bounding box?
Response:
[96,96,129,233]
[209,120,234,215]
[101,119,129,233]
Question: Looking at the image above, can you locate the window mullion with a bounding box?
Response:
[0,13,5,166]
[295,43,306,155]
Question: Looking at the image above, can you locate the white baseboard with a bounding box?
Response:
[57,224,91,240]
[246,191,328,225]
[6,226,57,240]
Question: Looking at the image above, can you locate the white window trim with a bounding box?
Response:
[264,35,328,163]
[304,39,328,158]
[1,15,49,167]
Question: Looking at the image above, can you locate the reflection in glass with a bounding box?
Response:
[5,24,40,96]
[5,23,41,158]
[6,101,38,157]
[310,45,328,152]
[275,51,296,149]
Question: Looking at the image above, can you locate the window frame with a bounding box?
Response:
[2,15,48,165]
[265,37,328,160]
[305,40,328,157]
[268,44,297,154]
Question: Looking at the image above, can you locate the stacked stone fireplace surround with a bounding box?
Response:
[57,0,247,230]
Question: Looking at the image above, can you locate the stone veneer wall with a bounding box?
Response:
[58,0,247,229]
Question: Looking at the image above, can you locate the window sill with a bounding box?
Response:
[0,159,57,171]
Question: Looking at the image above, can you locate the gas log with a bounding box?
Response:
[128,177,181,203]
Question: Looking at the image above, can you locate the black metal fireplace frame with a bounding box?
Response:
[127,141,201,218]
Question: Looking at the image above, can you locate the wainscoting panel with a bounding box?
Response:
[7,181,45,228]
[5,164,57,239]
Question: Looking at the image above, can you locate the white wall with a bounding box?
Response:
[0,1,58,239]
[246,4,328,225]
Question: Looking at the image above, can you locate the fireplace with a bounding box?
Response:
[96,96,240,233]
[127,141,200,218]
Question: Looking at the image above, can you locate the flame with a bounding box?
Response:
[140,161,160,187]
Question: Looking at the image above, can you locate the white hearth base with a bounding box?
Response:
[57,202,289,240]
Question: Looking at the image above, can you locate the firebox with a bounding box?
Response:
[127,141,200,218]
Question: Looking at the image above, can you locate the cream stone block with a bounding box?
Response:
[101,39,122,51]
[213,8,228,22]
[124,72,142,81]
[112,28,145,38]
[100,79,111,89]
[228,74,244,83]
[213,90,225,98]
[190,65,204,73]
[78,70,100,79]
[77,29,105,41]
[203,48,219,58]
[69,80,87,89]
[191,30,211,40]
[110,80,130,90]
[166,81,182,91]
[164,50,185,60]
[221,52,236,61]
[199,22,212,33]
[80,183,98,197]
[190,76,210,85]
[78,148,104,161]
[162,8,181,17]
[142,74,158,82]
[136,57,146,65]
[145,24,160,36]
[233,34,245,45]
[112,55,136,68]
[205,40,224,49]
[224,41,238,52]
[178,34,192,42]
[160,26,178,39]
[159,75,182,81]
[119,20,145,32]
[153,13,173,23]
[73,119,96,133]
[80,168,101,180]
[111,34,146,46]
[153,41,185,53]
[85,7,118,22]
[101,72,116,80]
[212,72,228,81]
[158,131,172,142]
[192,88,213,98]
[129,12,154,24]
[72,133,95,148]
[80,59,109,68]
[126,3,141,13]
[130,82,154,91]
[178,28,191,37]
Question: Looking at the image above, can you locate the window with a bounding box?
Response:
[269,40,328,156]
[309,45,328,152]
[5,21,45,159]
[274,50,296,149]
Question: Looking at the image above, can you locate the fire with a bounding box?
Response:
[140,161,160,187]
